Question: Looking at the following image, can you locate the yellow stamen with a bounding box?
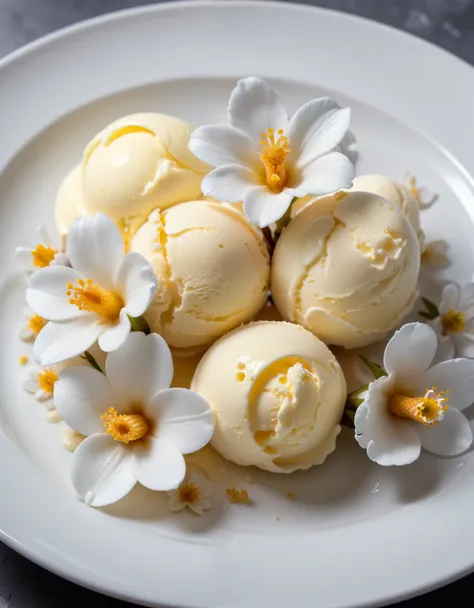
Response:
[101,407,149,443]
[38,369,59,394]
[260,128,290,192]
[442,309,465,334]
[389,389,448,426]
[66,279,124,321]
[32,244,56,268]
[179,482,201,504]
[408,176,419,200]
[19,355,29,366]
[28,314,47,335]
[226,487,250,504]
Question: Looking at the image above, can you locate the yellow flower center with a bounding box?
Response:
[101,407,150,444]
[389,389,448,426]
[28,314,47,335]
[32,244,56,268]
[66,279,124,321]
[442,309,465,334]
[260,128,290,191]
[179,482,201,504]
[38,369,59,394]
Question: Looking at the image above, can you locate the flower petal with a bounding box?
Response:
[435,335,456,363]
[227,77,289,143]
[72,434,135,507]
[417,186,437,208]
[54,366,116,436]
[459,283,474,312]
[67,213,124,290]
[201,164,259,203]
[289,152,354,198]
[26,266,85,321]
[421,358,474,411]
[131,438,186,491]
[149,388,215,454]
[116,252,157,318]
[288,98,350,168]
[98,310,131,353]
[243,187,293,228]
[453,333,474,358]
[167,493,186,512]
[439,284,461,315]
[383,323,437,381]
[417,408,473,456]
[16,247,35,271]
[189,125,258,168]
[22,367,40,393]
[105,332,173,404]
[34,317,103,366]
[355,378,421,466]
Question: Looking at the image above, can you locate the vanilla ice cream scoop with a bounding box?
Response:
[191,321,346,473]
[272,192,420,348]
[55,113,209,238]
[349,174,424,247]
[131,200,270,350]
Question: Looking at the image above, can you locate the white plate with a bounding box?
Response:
[1,2,474,607]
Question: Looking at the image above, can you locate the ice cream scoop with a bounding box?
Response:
[271,191,420,348]
[191,321,346,473]
[349,174,424,246]
[131,200,270,351]
[55,113,209,238]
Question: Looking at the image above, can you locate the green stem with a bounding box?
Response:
[128,315,151,334]
[80,351,104,374]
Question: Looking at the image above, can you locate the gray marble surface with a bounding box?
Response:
[1,0,474,606]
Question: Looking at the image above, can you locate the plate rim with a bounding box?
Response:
[1,2,474,607]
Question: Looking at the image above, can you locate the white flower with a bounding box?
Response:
[167,469,213,515]
[421,240,450,267]
[355,323,474,466]
[16,225,70,272]
[22,365,59,407]
[19,308,48,341]
[405,173,437,209]
[26,213,157,365]
[430,283,474,360]
[189,77,354,228]
[53,332,215,507]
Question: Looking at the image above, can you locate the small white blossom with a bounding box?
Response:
[355,323,474,466]
[26,213,157,365]
[22,365,59,407]
[405,172,437,209]
[190,77,354,228]
[53,333,215,507]
[167,469,213,515]
[16,226,70,272]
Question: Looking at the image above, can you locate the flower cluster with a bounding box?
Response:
[18,213,215,508]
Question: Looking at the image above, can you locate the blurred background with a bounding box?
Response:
[1,0,474,607]
[1,0,474,62]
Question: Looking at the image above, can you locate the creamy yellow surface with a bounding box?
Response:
[271,192,420,348]
[131,200,270,350]
[55,113,209,237]
[55,163,84,235]
[349,174,424,246]
[191,321,346,473]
